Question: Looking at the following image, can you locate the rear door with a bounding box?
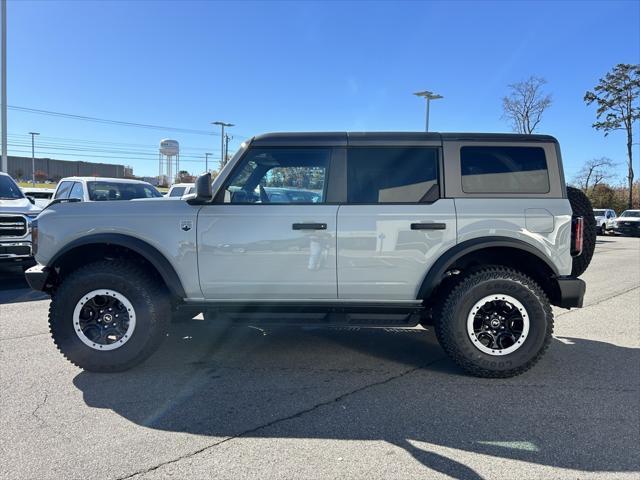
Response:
[337,141,457,300]
[197,146,339,300]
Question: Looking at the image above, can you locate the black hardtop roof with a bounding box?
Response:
[251,132,558,146]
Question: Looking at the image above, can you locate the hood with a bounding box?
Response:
[618,216,640,223]
[0,197,42,215]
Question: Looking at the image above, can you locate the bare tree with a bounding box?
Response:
[572,157,617,192]
[502,76,552,134]
[584,64,640,209]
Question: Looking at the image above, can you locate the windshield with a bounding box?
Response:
[0,175,25,200]
[620,211,640,218]
[593,209,605,216]
[87,181,162,201]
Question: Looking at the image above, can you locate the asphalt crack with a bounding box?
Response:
[31,392,49,426]
[116,356,445,479]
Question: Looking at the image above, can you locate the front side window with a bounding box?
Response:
[69,182,84,200]
[0,175,24,200]
[223,148,330,204]
[460,146,549,194]
[347,147,439,203]
[54,181,73,199]
[169,186,186,197]
[87,182,162,201]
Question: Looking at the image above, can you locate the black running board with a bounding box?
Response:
[178,302,424,327]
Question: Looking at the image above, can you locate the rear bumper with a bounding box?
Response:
[25,264,51,291]
[556,276,586,308]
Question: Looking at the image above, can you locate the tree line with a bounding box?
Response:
[502,64,639,210]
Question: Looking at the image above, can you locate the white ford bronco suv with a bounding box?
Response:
[26,132,595,377]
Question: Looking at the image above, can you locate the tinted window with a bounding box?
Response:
[0,175,24,199]
[224,148,330,204]
[461,146,549,194]
[54,181,73,199]
[347,147,439,203]
[87,182,162,201]
[25,191,53,199]
[69,182,84,200]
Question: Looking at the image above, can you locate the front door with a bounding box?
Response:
[197,146,338,300]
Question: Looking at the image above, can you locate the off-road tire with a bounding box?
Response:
[49,260,170,372]
[434,266,553,378]
[567,186,595,276]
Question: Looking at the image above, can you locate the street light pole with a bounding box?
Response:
[1,0,7,173]
[224,134,232,164]
[414,90,443,132]
[212,121,234,169]
[205,152,212,173]
[29,131,39,186]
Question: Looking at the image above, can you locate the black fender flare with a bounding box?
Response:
[49,233,186,298]
[417,236,560,300]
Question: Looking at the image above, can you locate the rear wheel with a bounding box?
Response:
[49,260,170,372]
[435,266,553,378]
[567,186,595,276]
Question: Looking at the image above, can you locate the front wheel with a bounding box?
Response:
[49,260,170,372]
[435,267,553,378]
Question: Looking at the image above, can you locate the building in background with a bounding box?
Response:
[7,155,131,181]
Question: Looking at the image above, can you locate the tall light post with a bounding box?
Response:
[204,152,212,173]
[1,0,7,173]
[29,131,39,186]
[212,121,234,169]
[414,90,443,132]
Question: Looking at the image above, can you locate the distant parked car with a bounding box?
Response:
[593,208,617,235]
[0,172,41,266]
[613,209,640,237]
[165,183,195,198]
[52,177,162,202]
[21,187,56,208]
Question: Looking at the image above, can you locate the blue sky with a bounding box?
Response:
[5,0,640,179]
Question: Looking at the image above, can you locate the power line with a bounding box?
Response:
[8,105,248,138]
[8,147,216,164]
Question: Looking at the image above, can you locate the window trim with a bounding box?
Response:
[460,145,550,195]
[214,146,334,206]
[344,146,441,205]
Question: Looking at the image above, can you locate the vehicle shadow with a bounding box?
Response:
[0,264,49,304]
[73,322,639,478]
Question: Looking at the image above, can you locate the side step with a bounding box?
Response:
[180,302,424,327]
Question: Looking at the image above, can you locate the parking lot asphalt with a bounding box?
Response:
[0,236,638,480]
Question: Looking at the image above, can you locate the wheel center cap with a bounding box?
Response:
[102,314,113,323]
[490,319,501,328]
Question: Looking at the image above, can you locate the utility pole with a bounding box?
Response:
[29,131,39,186]
[414,90,443,132]
[1,0,7,173]
[205,152,212,173]
[224,134,233,164]
[212,121,234,169]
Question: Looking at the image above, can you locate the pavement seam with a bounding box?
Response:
[116,356,446,480]
[0,331,49,341]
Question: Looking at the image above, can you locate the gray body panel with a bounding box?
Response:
[34,132,576,303]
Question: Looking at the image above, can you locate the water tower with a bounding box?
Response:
[159,139,179,186]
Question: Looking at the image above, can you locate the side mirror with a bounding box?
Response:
[26,196,36,205]
[188,173,212,204]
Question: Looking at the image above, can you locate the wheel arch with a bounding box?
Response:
[418,237,562,306]
[47,233,186,298]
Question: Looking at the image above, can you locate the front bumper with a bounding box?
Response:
[614,224,640,236]
[556,276,586,308]
[25,264,51,291]
[0,241,32,261]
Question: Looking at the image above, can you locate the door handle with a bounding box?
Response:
[411,222,446,230]
[292,223,327,230]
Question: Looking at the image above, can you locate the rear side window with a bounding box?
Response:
[460,146,549,194]
[347,147,439,203]
[169,186,186,197]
